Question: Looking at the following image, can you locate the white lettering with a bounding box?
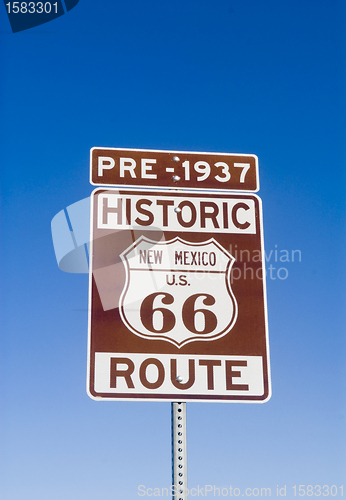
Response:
[138,485,146,496]
[120,157,136,178]
[98,156,115,176]
[141,158,157,179]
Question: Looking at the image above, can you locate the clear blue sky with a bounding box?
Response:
[0,1,345,499]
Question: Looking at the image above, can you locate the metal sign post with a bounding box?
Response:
[172,402,187,500]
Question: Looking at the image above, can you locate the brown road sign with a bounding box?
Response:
[87,188,270,402]
[90,147,259,192]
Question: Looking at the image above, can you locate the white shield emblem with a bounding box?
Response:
[119,236,238,348]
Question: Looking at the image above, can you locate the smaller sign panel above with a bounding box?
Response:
[90,147,259,192]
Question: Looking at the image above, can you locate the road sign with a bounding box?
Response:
[87,188,270,402]
[90,147,259,192]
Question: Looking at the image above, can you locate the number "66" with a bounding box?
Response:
[140,292,217,335]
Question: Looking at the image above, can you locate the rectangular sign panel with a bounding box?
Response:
[87,189,270,402]
[90,147,259,192]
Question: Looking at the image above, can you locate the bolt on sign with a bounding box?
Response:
[87,184,271,402]
[90,147,259,193]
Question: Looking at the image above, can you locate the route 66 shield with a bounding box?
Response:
[119,236,238,347]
